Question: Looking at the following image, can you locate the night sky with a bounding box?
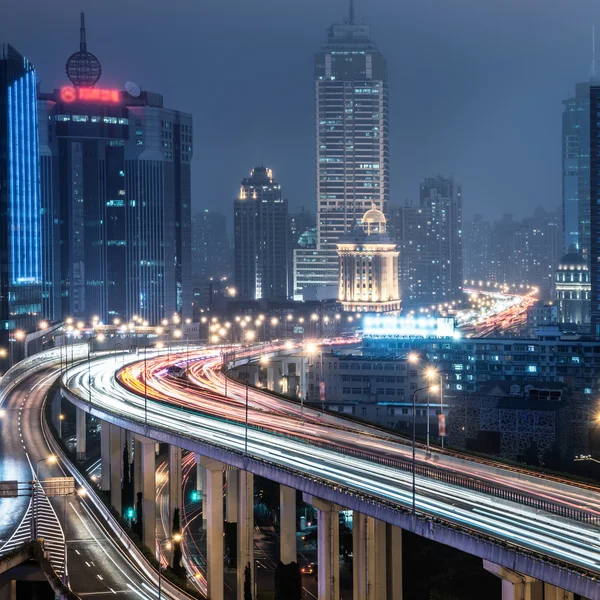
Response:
[3,0,599,224]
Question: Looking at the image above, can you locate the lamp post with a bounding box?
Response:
[33,455,57,538]
[158,534,182,600]
[87,332,105,405]
[408,354,446,451]
[142,344,154,426]
[411,387,431,523]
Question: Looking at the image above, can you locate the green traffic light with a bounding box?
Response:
[191,490,199,502]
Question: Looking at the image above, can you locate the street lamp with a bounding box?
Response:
[142,344,155,426]
[409,354,445,450]
[158,534,182,600]
[411,386,432,523]
[33,455,57,539]
[87,332,105,405]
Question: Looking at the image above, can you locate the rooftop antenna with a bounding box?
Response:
[349,0,355,25]
[590,26,597,81]
[80,11,87,52]
[65,11,102,87]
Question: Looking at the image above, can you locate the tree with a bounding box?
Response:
[274,561,302,600]
[171,508,185,577]
[122,444,133,512]
[133,492,143,538]
[244,563,252,600]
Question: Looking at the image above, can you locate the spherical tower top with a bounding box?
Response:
[362,206,386,235]
[65,12,102,88]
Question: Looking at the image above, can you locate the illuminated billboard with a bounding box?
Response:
[362,316,460,339]
[60,86,121,104]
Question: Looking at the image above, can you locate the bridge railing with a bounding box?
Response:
[113,368,600,528]
[0,345,88,405]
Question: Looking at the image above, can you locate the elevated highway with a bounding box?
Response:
[59,346,600,598]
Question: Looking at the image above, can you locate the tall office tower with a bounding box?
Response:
[234,167,288,300]
[38,14,192,324]
[388,203,426,305]
[562,52,599,257]
[463,214,492,282]
[589,85,600,336]
[0,45,42,358]
[295,1,389,297]
[191,211,231,285]
[420,175,463,302]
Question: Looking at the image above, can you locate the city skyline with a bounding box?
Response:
[3,0,600,222]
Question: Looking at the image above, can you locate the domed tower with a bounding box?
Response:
[65,12,102,88]
[555,245,590,325]
[336,207,400,313]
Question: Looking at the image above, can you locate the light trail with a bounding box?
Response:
[64,351,600,583]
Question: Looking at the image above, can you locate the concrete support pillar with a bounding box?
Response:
[194,453,203,493]
[279,484,297,565]
[100,421,110,492]
[110,424,122,514]
[365,517,387,600]
[51,391,62,439]
[138,435,156,550]
[168,445,182,528]
[353,514,394,600]
[202,458,224,600]
[353,512,366,600]
[226,468,239,523]
[483,561,543,600]
[237,471,254,600]
[386,524,402,600]
[75,406,86,460]
[133,438,143,502]
[0,580,16,600]
[305,494,340,600]
[267,365,282,394]
[542,584,574,600]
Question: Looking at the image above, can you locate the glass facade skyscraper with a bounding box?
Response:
[294,4,389,297]
[562,82,593,257]
[38,87,192,324]
[234,167,288,300]
[0,45,42,356]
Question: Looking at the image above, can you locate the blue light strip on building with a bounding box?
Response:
[8,69,41,286]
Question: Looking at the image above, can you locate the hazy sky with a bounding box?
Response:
[3,0,599,223]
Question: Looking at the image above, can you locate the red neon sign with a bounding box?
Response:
[60,86,121,104]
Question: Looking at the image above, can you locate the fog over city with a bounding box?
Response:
[2,0,598,219]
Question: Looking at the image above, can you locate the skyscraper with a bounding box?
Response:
[234,167,288,300]
[562,37,599,258]
[0,45,42,357]
[562,83,592,257]
[295,1,389,297]
[191,211,231,285]
[420,175,463,302]
[39,14,192,324]
[589,85,600,337]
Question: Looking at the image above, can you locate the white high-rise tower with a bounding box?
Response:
[294,1,389,298]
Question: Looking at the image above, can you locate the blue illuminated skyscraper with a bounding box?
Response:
[0,45,42,359]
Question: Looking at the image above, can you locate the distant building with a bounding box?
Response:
[234,166,288,300]
[336,208,400,313]
[526,301,558,334]
[38,14,192,323]
[463,214,492,282]
[192,211,230,285]
[0,45,43,359]
[295,2,389,296]
[462,208,561,298]
[563,80,596,257]
[590,84,600,338]
[555,246,591,325]
[390,176,462,305]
